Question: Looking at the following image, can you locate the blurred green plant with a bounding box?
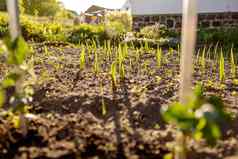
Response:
[161,84,229,159]
[0,37,36,131]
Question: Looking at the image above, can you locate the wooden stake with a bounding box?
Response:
[7,0,21,41]
[175,1,198,159]
[6,0,27,136]
[179,0,198,105]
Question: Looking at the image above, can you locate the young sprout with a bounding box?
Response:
[100,83,107,116]
[168,47,174,56]
[106,40,112,60]
[119,62,125,81]
[144,40,150,53]
[117,45,126,81]
[110,61,117,91]
[207,44,212,61]
[93,51,100,75]
[230,47,236,79]
[219,49,225,81]
[156,47,162,68]
[44,46,50,56]
[122,43,128,58]
[214,42,219,60]
[201,46,206,73]
[177,44,181,55]
[135,48,140,63]
[196,48,201,63]
[80,46,86,70]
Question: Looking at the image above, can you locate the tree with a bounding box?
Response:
[0,0,6,11]
[22,0,61,16]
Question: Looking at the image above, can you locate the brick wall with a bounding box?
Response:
[133,12,238,31]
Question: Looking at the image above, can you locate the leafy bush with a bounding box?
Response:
[105,21,126,42]
[197,28,238,48]
[105,11,132,32]
[0,12,8,37]
[67,24,106,44]
[139,24,178,39]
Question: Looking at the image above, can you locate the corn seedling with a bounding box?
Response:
[122,43,128,58]
[219,49,225,81]
[144,40,150,53]
[156,47,162,68]
[214,42,219,60]
[117,45,126,81]
[93,51,100,75]
[100,83,107,116]
[80,46,86,70]
[168,47,174,57]
[119,62,125,81]
[230,47,236,78]
[206,44,212,61]
[110,61,117,91]
[196,49,200,63]
[200,46,206,73]
[106,40,112,60]
[44,45,51,56]
[135,48,140,63]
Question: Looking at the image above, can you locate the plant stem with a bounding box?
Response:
[175,132,187,159]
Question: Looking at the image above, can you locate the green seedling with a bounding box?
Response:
[144,40,150,53]
[207,44,212,61]
[200,46,206,73]
[80,46,86,70]
[135,48,140,63]
[117,45,126,81]
[162,84,229,159]
[122,43,128,58]
[156,47,162,68]
[214,42,219,60]
[100,83,107,116]
[119,62,125,81]
[168,47,174,56]
[219,49,225,81]
[110,61,117,91]
[93,51,100,75]
[106,40,112,60]
[196,48,201,63]
[230,47,236,78]
[44,46,52,56]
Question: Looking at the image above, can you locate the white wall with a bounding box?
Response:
[129,0,238,15]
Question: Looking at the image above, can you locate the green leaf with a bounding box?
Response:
[0,89,5,107]
[2,73,20,88]
[194,84,203,98]
[163,153,173,159]
[210,123,221,139]
[7,37,28,65]
[12,115,21,128]
[194,131,203,141]
[196,118,207,130]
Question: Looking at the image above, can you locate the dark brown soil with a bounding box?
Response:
[0,42,237,159]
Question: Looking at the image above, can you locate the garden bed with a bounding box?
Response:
[0,42,237,159]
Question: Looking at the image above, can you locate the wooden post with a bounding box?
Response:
[175,1,198,159]
[7,0,21,41]
[179,0,198,104]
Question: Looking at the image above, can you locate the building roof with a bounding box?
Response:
[85,5,114,14]
[128,0,238,15]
